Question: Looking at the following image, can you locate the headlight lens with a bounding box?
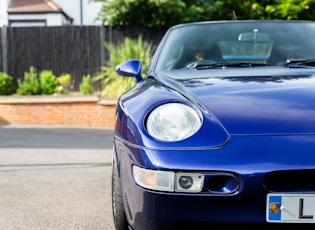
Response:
[146,103,202,141]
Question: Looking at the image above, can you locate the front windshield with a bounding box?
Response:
[154,21,315,71]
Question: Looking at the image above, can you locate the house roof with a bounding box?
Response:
[8,0,62,13]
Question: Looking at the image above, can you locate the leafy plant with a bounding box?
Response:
[93,0,186,28]
[92,0,315,26]
[93,36,153,98]
[39,70,57,95]
[0,72,15,95]
[80,75,94,95]
[56,74,71,95]
[17,66,41,95]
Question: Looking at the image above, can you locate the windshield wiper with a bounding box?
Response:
[284,59,315,67]
[195,61,269,69]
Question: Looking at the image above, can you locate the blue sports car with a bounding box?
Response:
[112,20,315,230]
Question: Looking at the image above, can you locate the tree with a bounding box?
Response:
[92,0,184,28]
[265,0,315,20]
[212,0,315,20]
[91,0,222,28]
[210,0,315,20]
[91,0,315,29]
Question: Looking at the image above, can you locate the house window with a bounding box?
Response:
[9,20,46,27]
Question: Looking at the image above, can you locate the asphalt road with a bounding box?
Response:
[0,125,115,230]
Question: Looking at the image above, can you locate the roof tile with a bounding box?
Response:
[8,0,61,13]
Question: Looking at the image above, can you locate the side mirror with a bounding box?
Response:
[116,59,142,82]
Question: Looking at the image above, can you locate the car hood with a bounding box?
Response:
[159,67,315,135]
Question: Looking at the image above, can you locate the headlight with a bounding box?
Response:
[146,103,202,142]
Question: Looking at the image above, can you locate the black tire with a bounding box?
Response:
[112,156,128,230]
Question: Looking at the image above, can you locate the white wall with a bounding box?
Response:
[8,13,67,26]
[53,0,103,25]
[46,14,67,26]
[0,0,10,26]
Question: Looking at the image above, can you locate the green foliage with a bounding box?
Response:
[95,0,186,28]
[80,75,94,95]
[91,0,315,28]
[265,0,315,20]
[56,74,71,95]
[93,36,153,98]
[17,66,41,95]
[213,0,315,20]
[0,72,14,95]
[90,0,238,27]
[39,70,57,95]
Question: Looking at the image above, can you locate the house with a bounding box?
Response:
[7,0,72,26]
[0,0,102,27]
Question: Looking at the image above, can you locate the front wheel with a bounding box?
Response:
[112,155,128,230]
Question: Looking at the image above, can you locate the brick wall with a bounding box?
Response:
[0,96,117,128]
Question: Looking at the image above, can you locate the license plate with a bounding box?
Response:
[267,194,315,223]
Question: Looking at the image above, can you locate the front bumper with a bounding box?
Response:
[114,135,315,230]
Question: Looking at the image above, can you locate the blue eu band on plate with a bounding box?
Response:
[267,194,315,223]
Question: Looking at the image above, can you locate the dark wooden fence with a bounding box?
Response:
[0,25,166,91]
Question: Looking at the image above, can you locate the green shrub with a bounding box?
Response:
[39,70,57,95]
[17,66,41,95]
[80,75,94,95]
[56,74,71,95]
[0,72,15,95]
[93,36,154,98]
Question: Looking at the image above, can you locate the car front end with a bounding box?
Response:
[113,20,315,230]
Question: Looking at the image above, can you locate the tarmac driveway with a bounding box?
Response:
[0,125,115,230]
